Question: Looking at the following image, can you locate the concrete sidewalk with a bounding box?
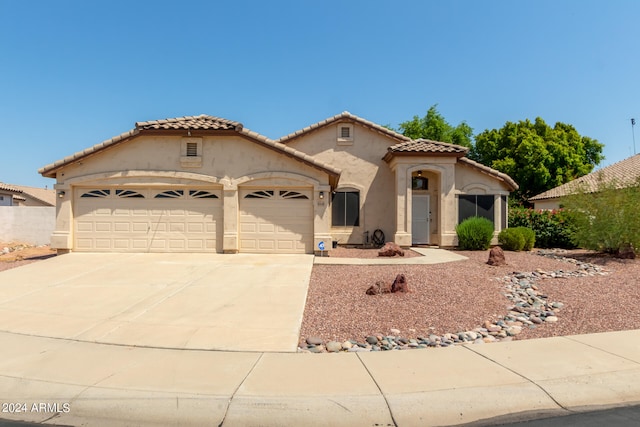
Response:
[314,247,468,264]
[1,330,639,426]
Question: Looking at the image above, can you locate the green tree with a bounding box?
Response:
[397,105,473,149]
[472,118,604,202]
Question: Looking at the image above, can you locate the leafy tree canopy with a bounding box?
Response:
[397,105,473,149]
[472,117,604,202]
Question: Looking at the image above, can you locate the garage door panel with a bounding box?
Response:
[95,239,112,249]
[95,222,111,232]
[74,187,221,253]
[114,239,129,249]
[114,222,130,232]
[76,221,93,232]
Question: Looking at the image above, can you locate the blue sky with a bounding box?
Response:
[2,0,639,188]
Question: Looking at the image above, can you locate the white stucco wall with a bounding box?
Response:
[0,206,55,245]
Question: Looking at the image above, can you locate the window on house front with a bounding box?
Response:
[332,191,360,227]
[458,195,495,225]
[412,177,429,190]
[340,126,350,138]
[501,195,508,229]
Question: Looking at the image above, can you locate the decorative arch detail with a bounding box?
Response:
[63,170,229,187]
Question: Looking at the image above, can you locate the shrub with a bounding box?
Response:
[517,227,536,250]
[509,207,576,248]
[498,226,536,251]
[563,177,640,255]
[456,216,495,250]
[498,228,525,251]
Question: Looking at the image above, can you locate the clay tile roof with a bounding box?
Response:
[529,154,640,201]
[136,115,243,131]
[0,183,22,193]
[39,115,341,185]
[276,111,411,144]
[387,139,469,155]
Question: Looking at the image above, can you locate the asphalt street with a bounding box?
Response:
[2,404,640,427]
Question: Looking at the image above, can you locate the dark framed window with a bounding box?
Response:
[412,177,429,190]
[458,195,495,225]
[332,191,359,226]
[501,196,507,230]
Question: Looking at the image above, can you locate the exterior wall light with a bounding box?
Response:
[319,191,324,199]
[57,190,65,198]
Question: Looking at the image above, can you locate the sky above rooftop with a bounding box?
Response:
[2,0,639,188]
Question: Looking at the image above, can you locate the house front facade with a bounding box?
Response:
[39,113,517,254]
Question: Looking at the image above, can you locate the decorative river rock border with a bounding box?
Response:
[299,250,609,353]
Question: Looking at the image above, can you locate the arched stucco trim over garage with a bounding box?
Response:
[58,170,230,189]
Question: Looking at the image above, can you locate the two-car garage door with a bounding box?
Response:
[74,187,222,252]
[73,186,313,254]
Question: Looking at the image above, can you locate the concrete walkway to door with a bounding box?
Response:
[0,253,313,352]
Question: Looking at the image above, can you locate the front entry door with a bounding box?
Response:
[412,194,430,245]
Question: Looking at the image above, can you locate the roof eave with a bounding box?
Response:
[383,150,466,163]
[277,112,412,145]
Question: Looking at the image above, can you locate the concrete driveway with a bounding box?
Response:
[0,253,314,352]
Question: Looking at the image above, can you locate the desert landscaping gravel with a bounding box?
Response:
[299,248,640,349]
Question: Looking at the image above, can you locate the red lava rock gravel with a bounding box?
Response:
[299,249,640,345]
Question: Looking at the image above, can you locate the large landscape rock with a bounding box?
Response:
[366,281,391,295]
[378,242,404,257]
[391,273,409,293]
[487,246,506,266]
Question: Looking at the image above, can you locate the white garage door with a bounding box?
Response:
[74,188,222,252]
[239,189,313,254]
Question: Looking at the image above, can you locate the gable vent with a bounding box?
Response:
[186,142,198,157]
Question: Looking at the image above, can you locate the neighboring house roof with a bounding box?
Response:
[38,115,341,186]
[276,111,411,144]
[10,185,56,206]
[529,154,640,201]
[0,183,22,194]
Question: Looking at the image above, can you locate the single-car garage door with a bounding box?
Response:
[239,188,313,253]
[74,187,222,252]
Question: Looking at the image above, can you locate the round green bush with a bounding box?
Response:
[498,228,525,251]
[456,217,495,250]
[515,226,536,251]
[498,227,536,251]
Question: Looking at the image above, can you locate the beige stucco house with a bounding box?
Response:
[39,112,517,254]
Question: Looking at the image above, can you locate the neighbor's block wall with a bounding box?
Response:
[0,206,55,245]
